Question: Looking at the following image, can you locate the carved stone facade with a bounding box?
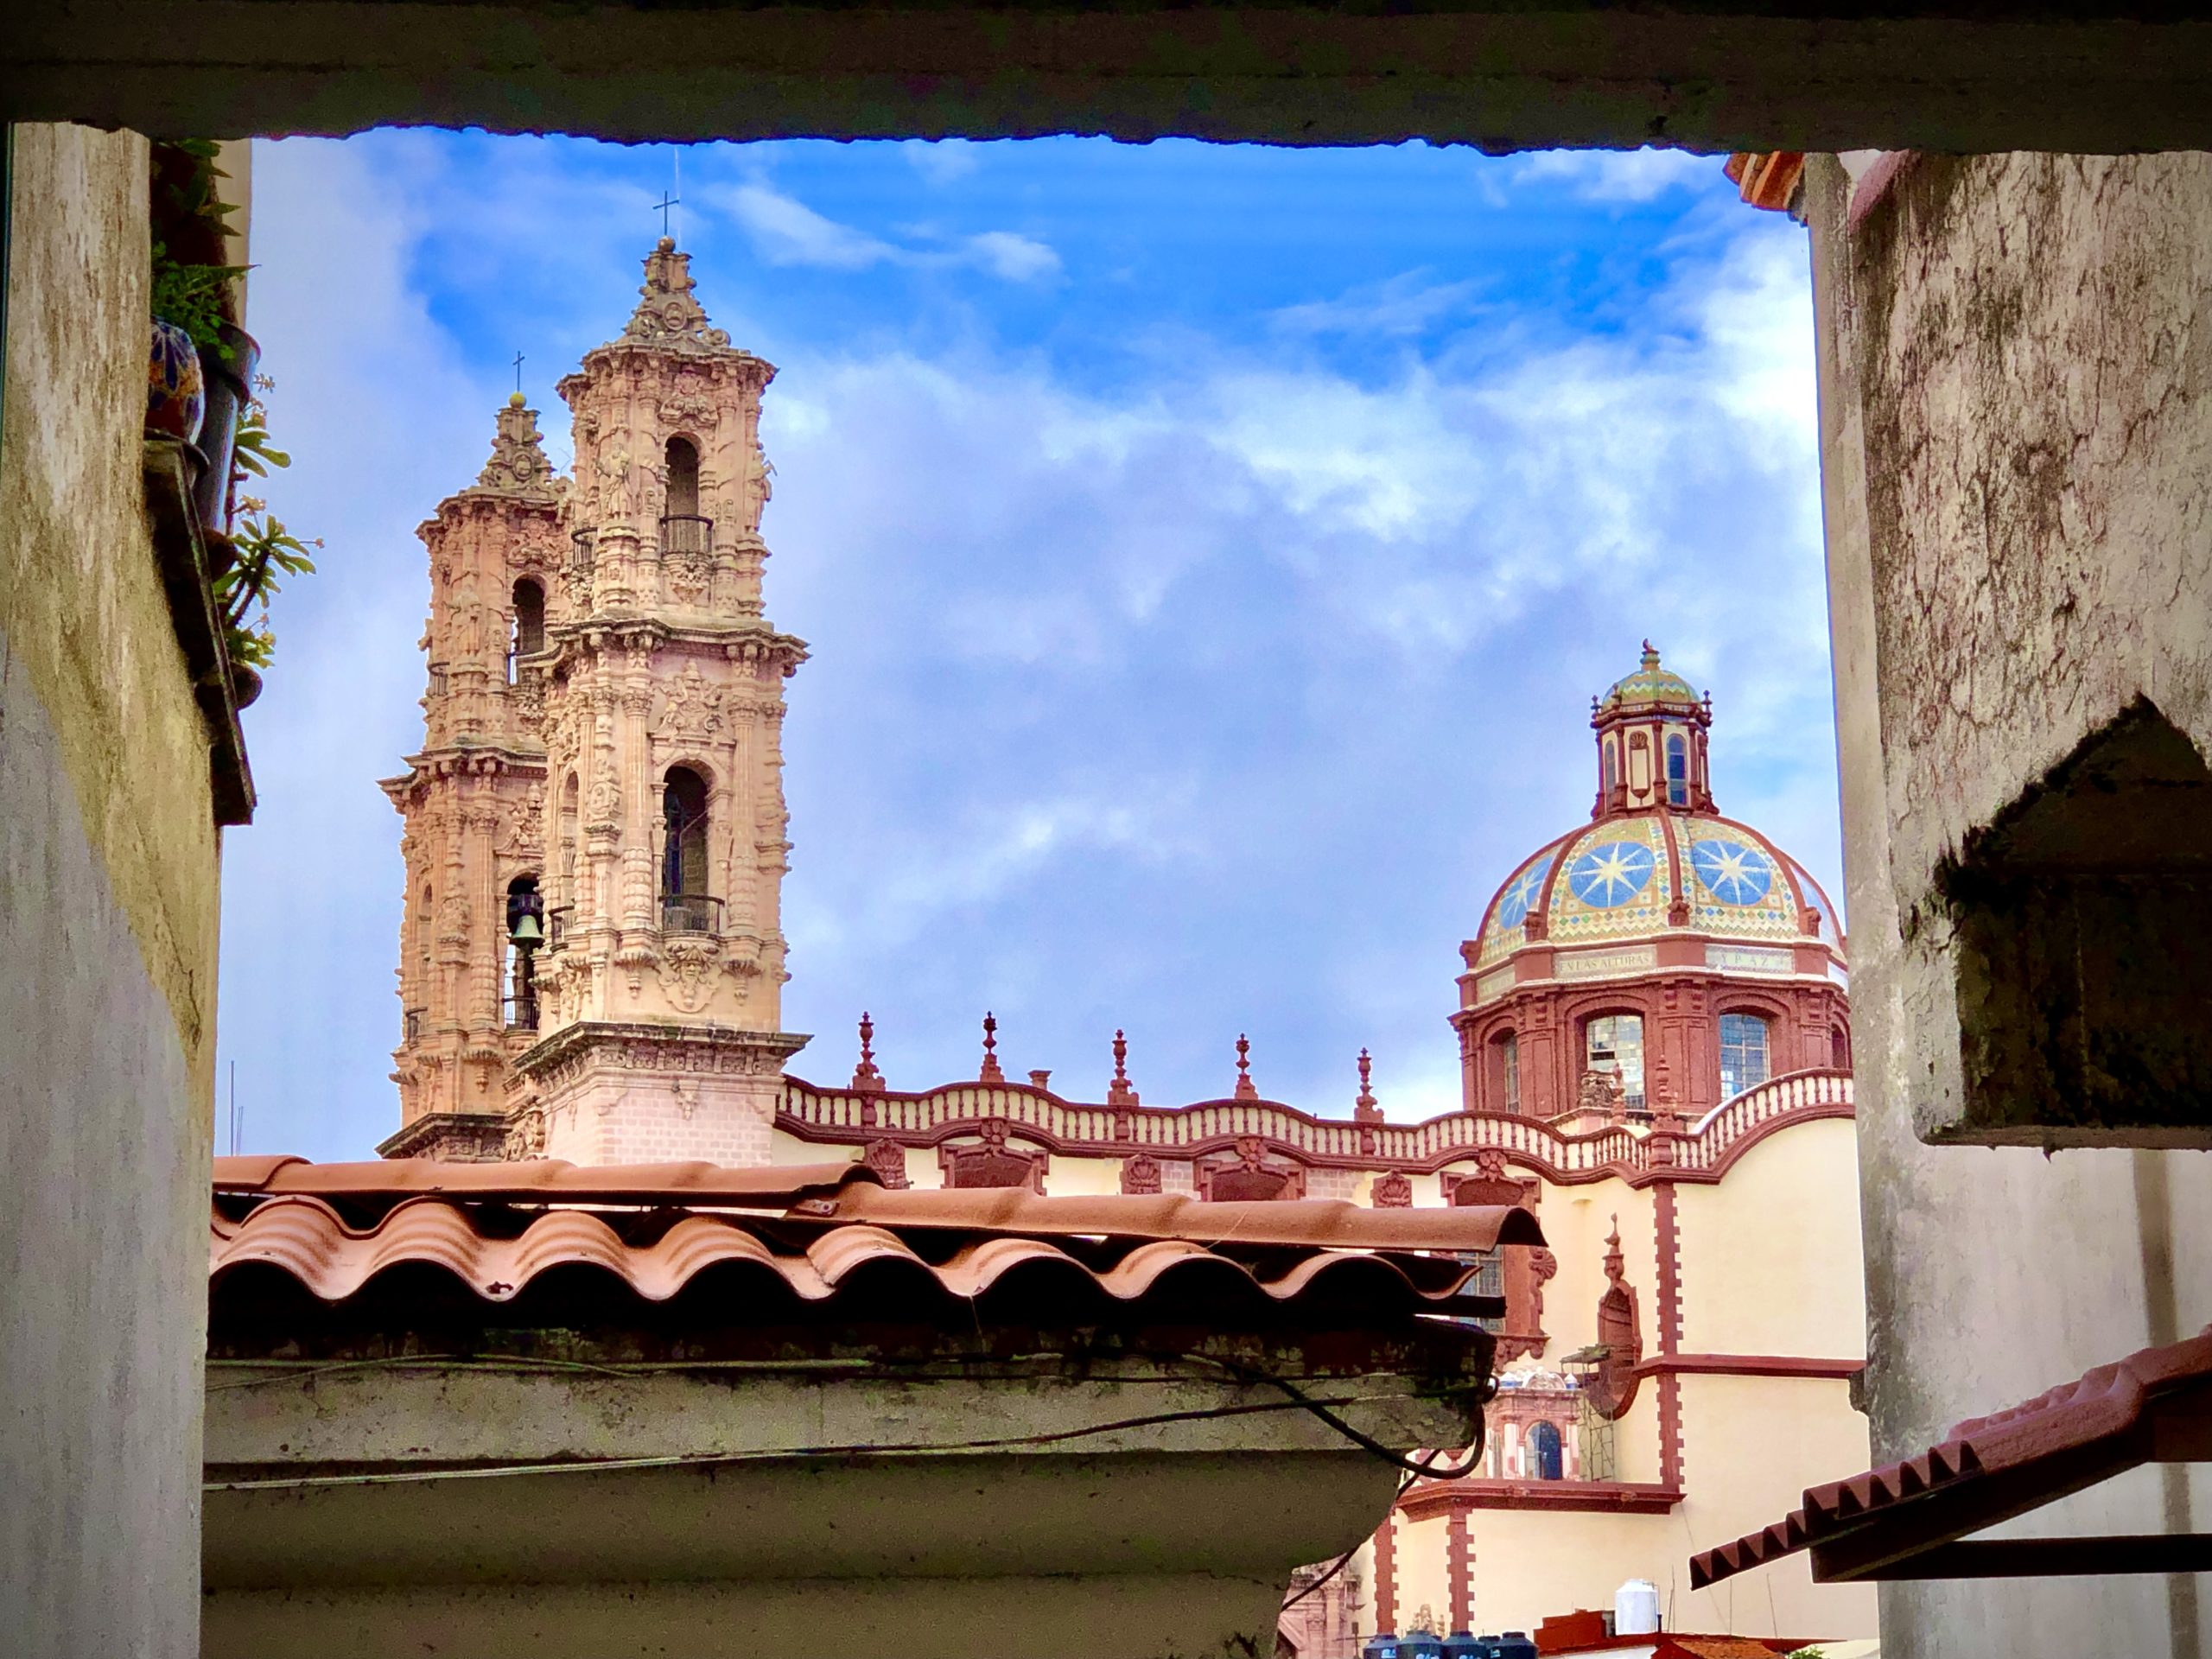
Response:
[383,240,809,1162]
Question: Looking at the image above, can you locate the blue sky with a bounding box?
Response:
[218,133,1836,1160]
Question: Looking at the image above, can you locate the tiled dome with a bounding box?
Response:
[1472,811,1840,972]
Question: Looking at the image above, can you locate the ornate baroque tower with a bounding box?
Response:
[383,238,808,1164]
[380,394,563,1154]
[514,238,808,1163]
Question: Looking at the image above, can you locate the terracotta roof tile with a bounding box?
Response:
[209,1157,1546,1324]
[1691,1325,2212,1587]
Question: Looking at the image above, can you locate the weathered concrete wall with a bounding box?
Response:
[1809,151,2212,1657]
[1,122,219,1655]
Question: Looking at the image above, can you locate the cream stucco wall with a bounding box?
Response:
[2,122,226,1657]
[1674,1117,1866,1359]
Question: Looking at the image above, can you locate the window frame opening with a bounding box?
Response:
[1719,1009,1772,1100]
[1584,1011,1646,1111]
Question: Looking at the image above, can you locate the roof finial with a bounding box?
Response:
[1354,1047,1382,1122]
[1234,1033,1258,1101]
[1107,1028,1140,1108]
[1604,1215,1627,1288]
[851,1010,883,1092]
[1641,638,1661,669]
[979,1011,1005,1083]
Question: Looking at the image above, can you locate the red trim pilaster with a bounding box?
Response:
[1446,1508,1471,1634]
[1653,1175,1686,1491]
[1376,1512,1398,1634]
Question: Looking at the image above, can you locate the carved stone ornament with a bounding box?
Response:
[1370,1169,1414,1208]
[470,397,562,504]
[659,937,721,1015]
[657,663,726,737]
[862,1139,911,1190]
[621,239,734,352]
[658,392,720,430]
[1120,1153,1163,1196]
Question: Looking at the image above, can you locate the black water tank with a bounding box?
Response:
[1491,1635,1537,1659]
[1402,1630,1446,1659]
[1443,1631,1491,1659]
[1363,1634,1402,1659]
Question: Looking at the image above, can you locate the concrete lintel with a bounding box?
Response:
[10,5,2212,152]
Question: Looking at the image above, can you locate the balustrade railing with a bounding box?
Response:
[659,514,711,558]
[779,1066,1854,1183]
[661,890,722,934]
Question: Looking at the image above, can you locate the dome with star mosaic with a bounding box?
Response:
[1467,645,1845,980]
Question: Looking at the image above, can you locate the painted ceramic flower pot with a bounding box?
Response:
[146,318,206,443]
[194,322,261,532]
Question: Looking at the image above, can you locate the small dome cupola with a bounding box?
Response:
[1591,641,1713,818]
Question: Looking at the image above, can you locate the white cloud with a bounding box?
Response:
[965,229,1061,282]
[1513,147,1725,203]
[721,181,1060,283]
[728,181,899,269]
[904,138,982,185]
[1270,271,1480,338]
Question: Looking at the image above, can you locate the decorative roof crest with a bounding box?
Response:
[620,237,733,352]
[469,392,562,504]
[850,1011,884,1093]
[1354,1046,1382,1122]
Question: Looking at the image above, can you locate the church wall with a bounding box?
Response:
[1808,151,2212,1659]
[1671,1117,1866,1359]
[0,123,219,1657]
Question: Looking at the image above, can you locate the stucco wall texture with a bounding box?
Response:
[2,123,219,1656]
[1810,151,2212,1658]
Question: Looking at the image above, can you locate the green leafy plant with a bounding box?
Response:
[215,387,321,673]
[149,139,246,359]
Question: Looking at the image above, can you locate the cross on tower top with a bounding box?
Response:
[654,190,680,238]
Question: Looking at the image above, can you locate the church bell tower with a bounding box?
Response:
[511,238,810,1164]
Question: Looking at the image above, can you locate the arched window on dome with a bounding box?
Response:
[1492,1032,1521,1115]
[1529,1420,1564,1481]
[1831,1023,1852,1072]
[1666,732,1689,807]
[1719,1012,1771,1100]
[1601,739,1618,807]
[1585,1013,1644,1110]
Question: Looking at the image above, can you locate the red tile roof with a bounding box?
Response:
[1692,1325,2212,1586]
[210,1156,1545,1322]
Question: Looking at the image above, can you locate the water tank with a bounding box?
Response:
[1491,1636,1536,1659]
[1402,1630,1446,1659]
[1442,1631,1490,1659]
[1362,1634,1401,1659]
[1616,1580,1661,1636]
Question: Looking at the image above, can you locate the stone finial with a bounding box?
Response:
[979,1011,1005,1084]
[1604,1216,1628,1289]
[470,395,560,503]
[850,1010,884,1093]
[1353,1046,1382,1122]
[1106,1028,1140,1108]
[620,237,733,351]
[1234,1033,1258,1102]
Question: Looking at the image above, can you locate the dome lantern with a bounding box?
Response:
[1590,641,1713,819]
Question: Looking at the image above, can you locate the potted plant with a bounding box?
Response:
[148,140,256,531]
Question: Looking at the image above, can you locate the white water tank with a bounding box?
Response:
[1615,1580,1660,1636]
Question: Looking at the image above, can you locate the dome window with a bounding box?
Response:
[1585,1013,1645,1110]
[1666,733,1690,806]
[1719,1012,1771,1100]
[1492,1032,1521,1116]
